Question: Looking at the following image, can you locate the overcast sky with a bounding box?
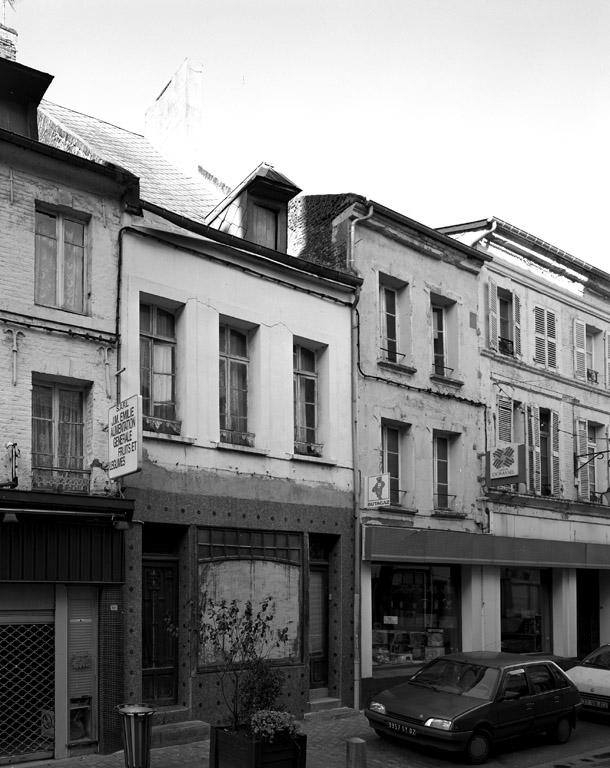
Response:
[9,0,610,269]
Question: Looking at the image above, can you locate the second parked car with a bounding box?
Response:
[365,651,582,764]
[566,644,610,714]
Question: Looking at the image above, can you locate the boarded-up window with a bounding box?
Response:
[197,528,302,665]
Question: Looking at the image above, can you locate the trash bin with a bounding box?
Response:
[116,704,155,768]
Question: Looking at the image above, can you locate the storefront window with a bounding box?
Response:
[371,565,460,668]
[501,568,551,653]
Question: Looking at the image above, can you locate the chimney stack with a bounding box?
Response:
[0,23,17,61]
[144,58,206,178]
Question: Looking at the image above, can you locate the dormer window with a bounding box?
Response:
[247,194,286,251]
[251,203,279,250]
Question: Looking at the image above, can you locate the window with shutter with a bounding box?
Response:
[551,410,560,496]
[489,280,521,357]
[497,397,513,443]
[513,294,522,356]
[527,405,542,494]
[546,312,557,368]
[573,319,586,381]
[533,307,557,369]
[488,279,498,351]
[576,419,590,501]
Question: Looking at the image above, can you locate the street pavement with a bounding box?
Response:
[16,708,610,768]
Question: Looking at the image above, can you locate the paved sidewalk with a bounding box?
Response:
[15,709,610,768]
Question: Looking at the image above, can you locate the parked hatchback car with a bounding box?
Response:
[365,651,582,764]
[565,644,610,714]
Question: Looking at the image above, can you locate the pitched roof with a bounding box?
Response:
[205,161,301,225]
[38,100,226,224]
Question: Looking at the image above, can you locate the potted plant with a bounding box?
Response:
[201,594,307,768]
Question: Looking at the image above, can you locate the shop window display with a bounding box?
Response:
[371,565,460,668]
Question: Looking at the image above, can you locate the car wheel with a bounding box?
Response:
[553,716,572,744]
[465,730,492,764]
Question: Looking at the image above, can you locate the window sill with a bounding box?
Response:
[143,431,195,445]
[432,509,467,519]
[377,359,417,375]
[216,442,269,456]
[290,453,337,466]
[366,504,417,514]
[35,300,89,317]
[429,373,464,388]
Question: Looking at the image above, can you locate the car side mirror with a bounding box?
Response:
[501,690,520,701]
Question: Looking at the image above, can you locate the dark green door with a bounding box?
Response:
[142,560,178,705]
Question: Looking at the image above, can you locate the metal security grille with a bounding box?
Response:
[0,623,55,762]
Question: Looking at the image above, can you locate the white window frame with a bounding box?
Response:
[380,285,399,363]
[140,302,180,434]
[35,207,88,314]
[219,322,252,446]
[32,381,85,471]
[381,422,409,506]
[293,344,321,456]
[378,274,410,366]
[430,294,458,379]
[433,431,456,510]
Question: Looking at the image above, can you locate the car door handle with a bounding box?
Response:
[525,703,535,711]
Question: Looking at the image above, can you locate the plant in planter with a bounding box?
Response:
[201,594,307,768]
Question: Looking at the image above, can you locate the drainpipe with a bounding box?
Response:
[350,203,373,711]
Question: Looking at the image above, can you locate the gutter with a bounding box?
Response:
[0,127,141,213]
[141,201,362,290]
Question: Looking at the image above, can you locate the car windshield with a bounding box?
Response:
[582,648,610,669]
[411,659,499,700]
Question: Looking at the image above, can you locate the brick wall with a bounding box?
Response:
[288,193,358,272]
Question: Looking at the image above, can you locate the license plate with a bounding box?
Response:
[582,697,609,709]
[388,721,417,736]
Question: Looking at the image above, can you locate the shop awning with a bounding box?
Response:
[0,489,133,522]
[363,525,610,570]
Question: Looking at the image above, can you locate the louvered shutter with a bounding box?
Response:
[606,332,610,389]
[576,418,589,500]
[513,293,522,356]
[551,410,560,495]
[573,319,586,380]
[546,311,557,368]
[497,396,513,442]
[527,405,542,493]
[534,307,546,365]
[488,279,498,351]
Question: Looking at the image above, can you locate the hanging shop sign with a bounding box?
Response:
[487,442,526,486]
[365,473,391,508]
[108,394,142,480]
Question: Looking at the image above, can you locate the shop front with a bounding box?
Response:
[0,490,132,762]
[360,525,610,704]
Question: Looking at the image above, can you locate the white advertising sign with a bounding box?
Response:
[108,394,142,480]
[366,473,391,508]
[489,442,520,480]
